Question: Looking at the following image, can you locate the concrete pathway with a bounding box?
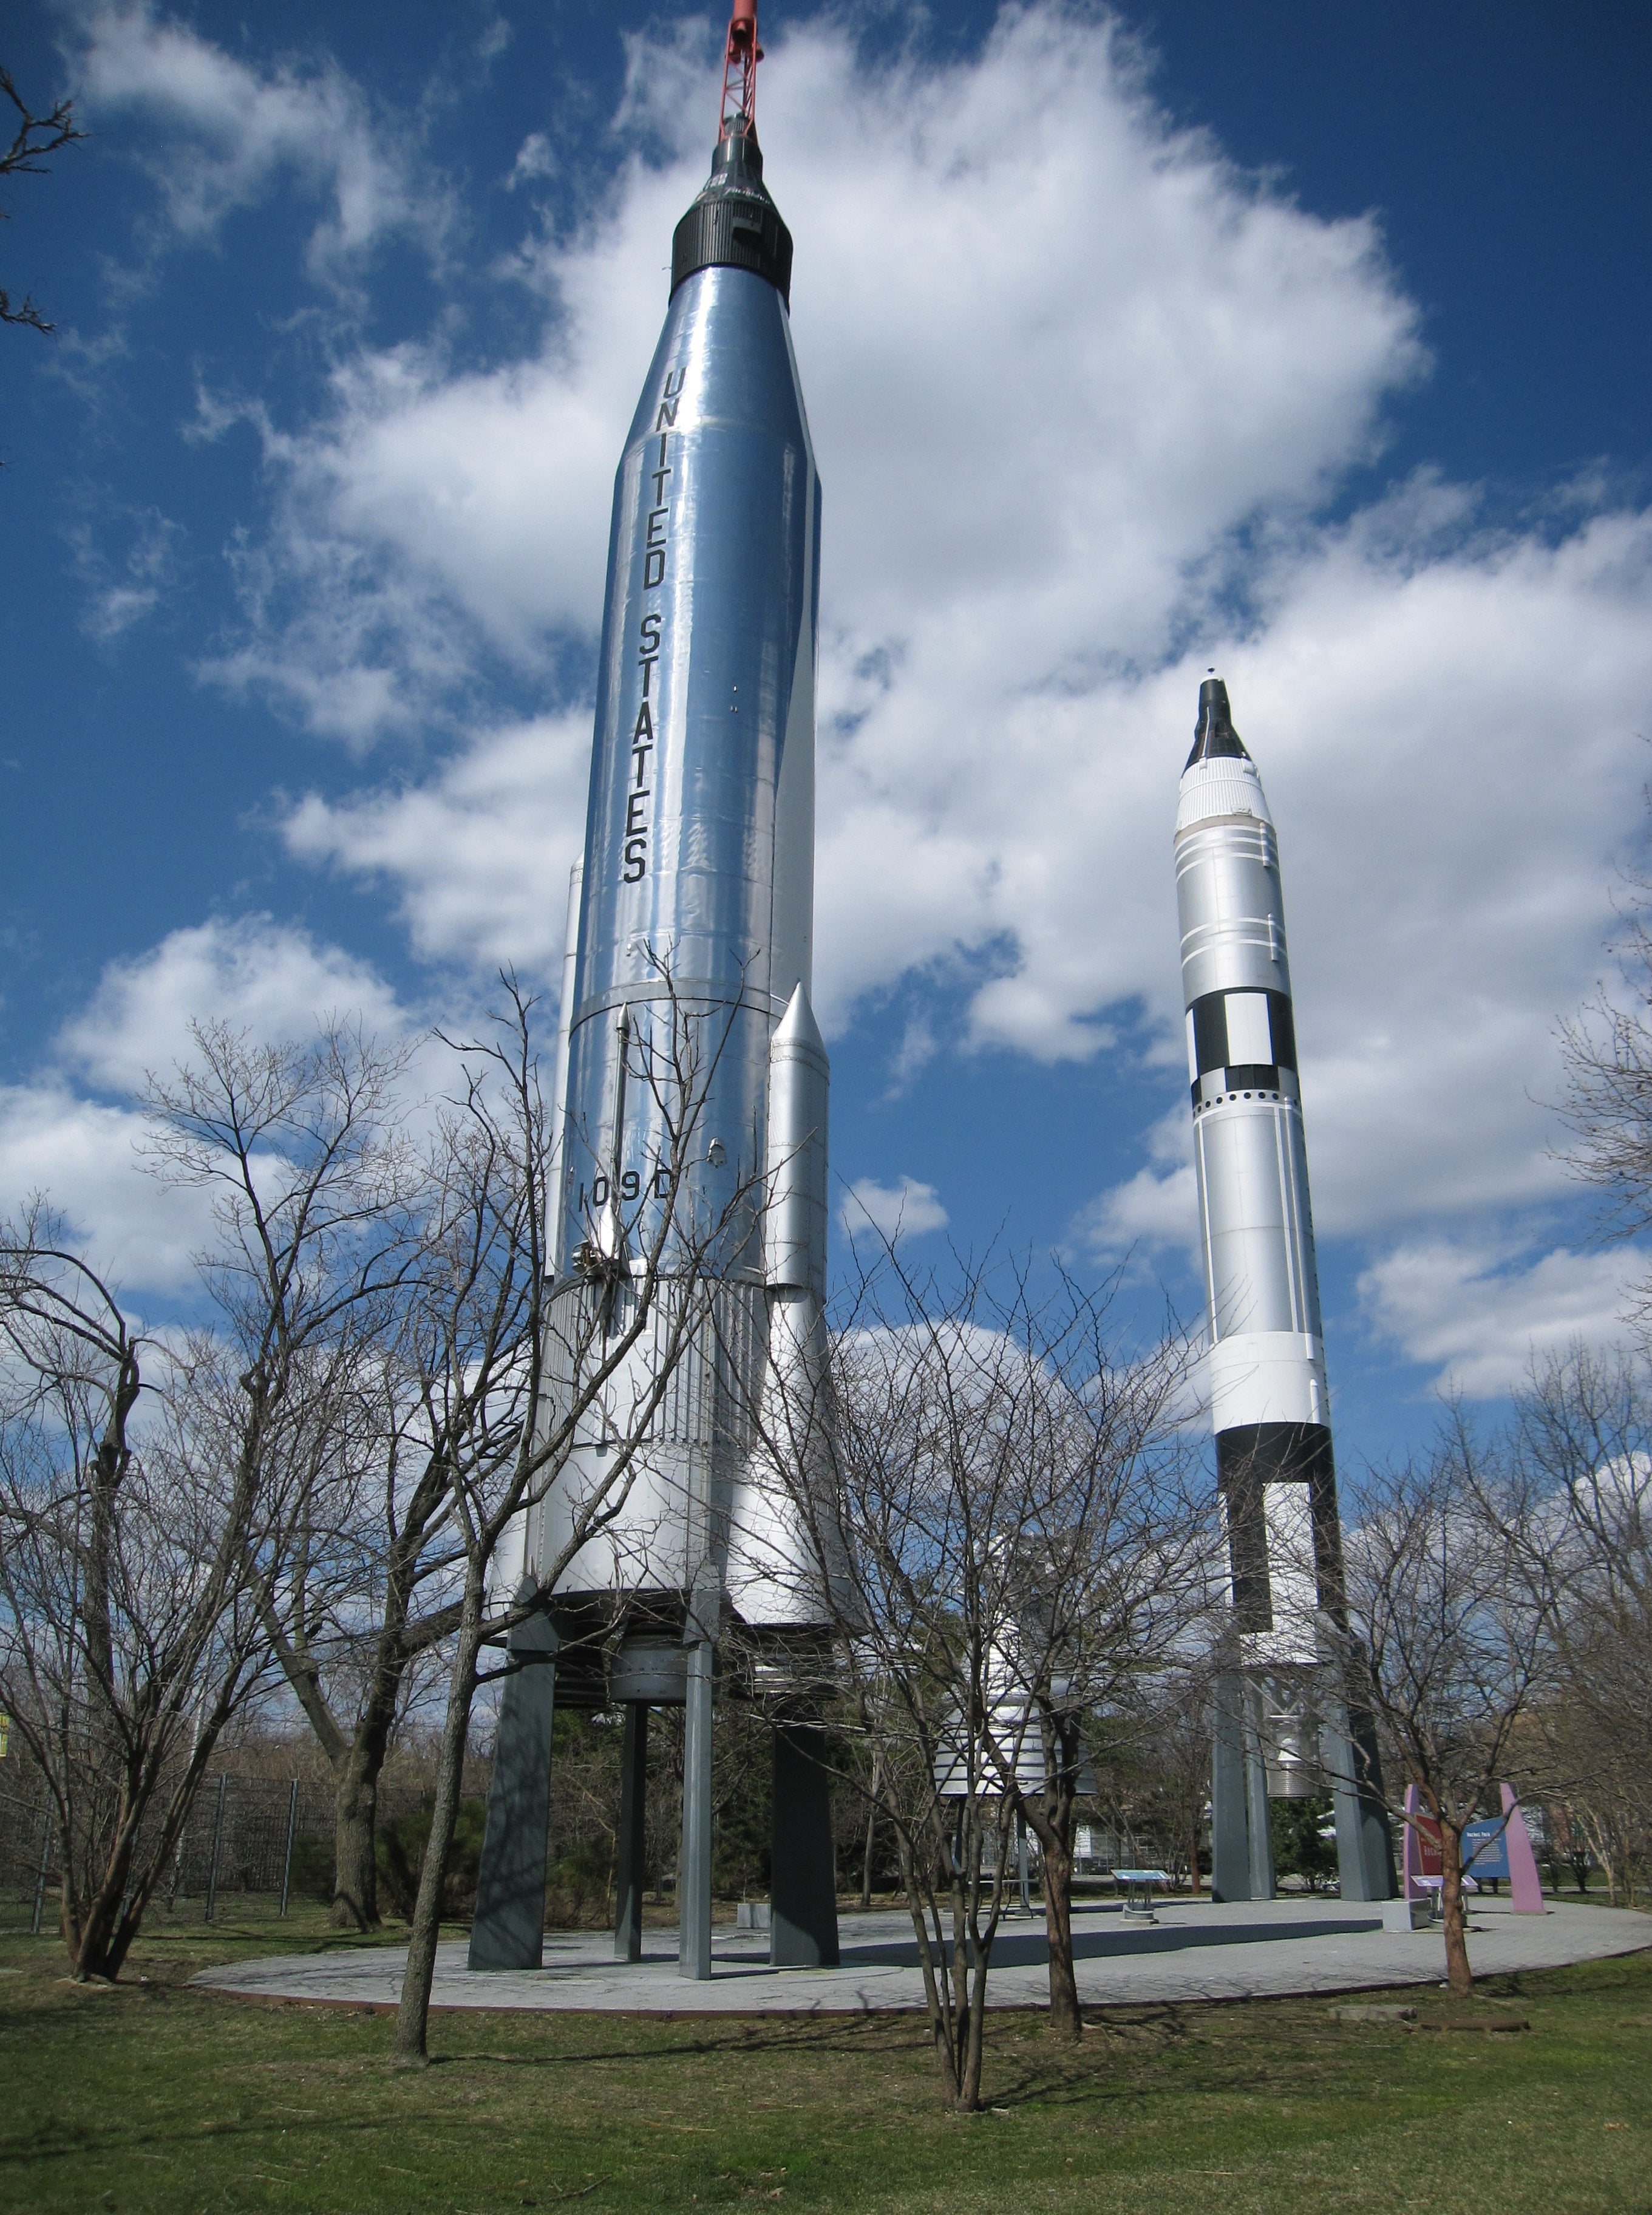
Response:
[194,1895,1649,2016]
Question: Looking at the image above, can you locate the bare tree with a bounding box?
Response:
[1552,849,1652,1327]
[1512,1344,1652,1904]
[389,978,773,2064]
[140,1019,447,1934]
[0,1210,295,1979]
[1129,1662,1215,1894]
[1331,1421,1551,1996]
[739,1244,1210,2103]
[255,1344,460,1931]
[1,65,83,334]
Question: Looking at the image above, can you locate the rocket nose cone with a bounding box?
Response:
[773,981,828,1061]
[671,114,794,303]
[1185,676,1251,771]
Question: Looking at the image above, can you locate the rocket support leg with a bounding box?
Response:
[1242,1683,1276,1902]
[614,1703,648,1962]
[769,1721,840,1967]
[469,1606,559,1972]
[1320,1687,1395,1902]
[679,1641,715,1980]
[1211,1670,1251,1902]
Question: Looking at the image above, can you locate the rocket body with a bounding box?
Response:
[1175,681,1334,1688]
[534,128,828,1628]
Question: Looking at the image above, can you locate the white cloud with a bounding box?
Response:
[59,916,410,1097]
[1078,1163,1201,1260]
[841,1176,950,1244]
[1358,1237,1645,1398]
[0,1083,213,1295]
[69,506,180,642]
[507,132,556,190]
[283,714,591,971]
[0,918,421,1298]
[0,919,413,1293]
[1074,1102,1200,1259]
[152,6,1652,1270]
[72,2,446,274]
[197,6,1416,735]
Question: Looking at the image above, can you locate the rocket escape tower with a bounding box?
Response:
[469,4,838,1984]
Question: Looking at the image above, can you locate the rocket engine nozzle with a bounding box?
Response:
[721,3,764,135]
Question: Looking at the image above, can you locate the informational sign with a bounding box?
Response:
[1412,1807,1443,1878]
[1404,1785,1545,1911]
[1461,1815,1511,1882]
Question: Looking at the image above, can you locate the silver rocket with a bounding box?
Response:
[533,10,829,1638]
[1175,676,1391,1901]
[1177,676,1328,1676]
[471,7,841,1985]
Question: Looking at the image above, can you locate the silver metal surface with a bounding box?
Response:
[1178,682,1391,1897]
[535,252,828,1621]
[1176,687,1329,1673]
[1194,1100,1322,1345]
[558,261,819,1278]
[763,983,829,1297]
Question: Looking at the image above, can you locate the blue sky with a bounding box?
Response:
[2,2,1650,1469]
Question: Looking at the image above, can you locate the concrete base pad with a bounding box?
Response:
[192,1897,1650,2017]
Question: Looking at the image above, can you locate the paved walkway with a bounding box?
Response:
[194,1895,1649,2016]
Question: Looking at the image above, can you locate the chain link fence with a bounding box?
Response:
[0,1771,352,1930]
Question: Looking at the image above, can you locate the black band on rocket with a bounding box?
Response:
[1215,1420,1339,1635]
[1189,988,1297,1078]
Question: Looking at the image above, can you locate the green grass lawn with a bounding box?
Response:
[2,1903,1650,2214]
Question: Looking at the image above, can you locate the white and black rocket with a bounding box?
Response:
[1175,677,1392,1902]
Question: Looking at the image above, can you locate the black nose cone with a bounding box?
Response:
[671,115,794,305]
[1186,676,1251,770]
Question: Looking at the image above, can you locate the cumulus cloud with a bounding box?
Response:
[0,919,417,1296]
[70,1,447,275]
[284,715,591,970]
[1358,1236,1646,1398]
[1074,1103,1198,1259]
[122,7,1652,1352]
[0,1083,213,1295]
[59,915,411,1097]
[841,1176,950,1244]
[193,7,1416,731]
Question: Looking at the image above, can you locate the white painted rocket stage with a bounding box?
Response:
[1175,676,1393,1903]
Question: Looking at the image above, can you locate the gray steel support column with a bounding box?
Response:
[1210,1669,1251,1902]
[1346,1692,1397,1901]
[469,1605,559,1972]
[1243,1684,1276,1902]
[770,1721,840,1968]
[614,1702,648,1962]
[1318,1701,1367,1900]
[679,1640,715,1979]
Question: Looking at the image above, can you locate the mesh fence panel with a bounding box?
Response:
[0,1772,353,1921]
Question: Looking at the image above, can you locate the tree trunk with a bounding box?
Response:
[1189,1823,1203,1896]
[947,1814,977,2111]
[893,1829,960,2105]
[331,1747,382,1931]
[393,1582,486,2064]
[960,1948,989,2112]
[863,1772,877,1913]
[1440,1823,1473,1998]
[1042,1831,1081,2041]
